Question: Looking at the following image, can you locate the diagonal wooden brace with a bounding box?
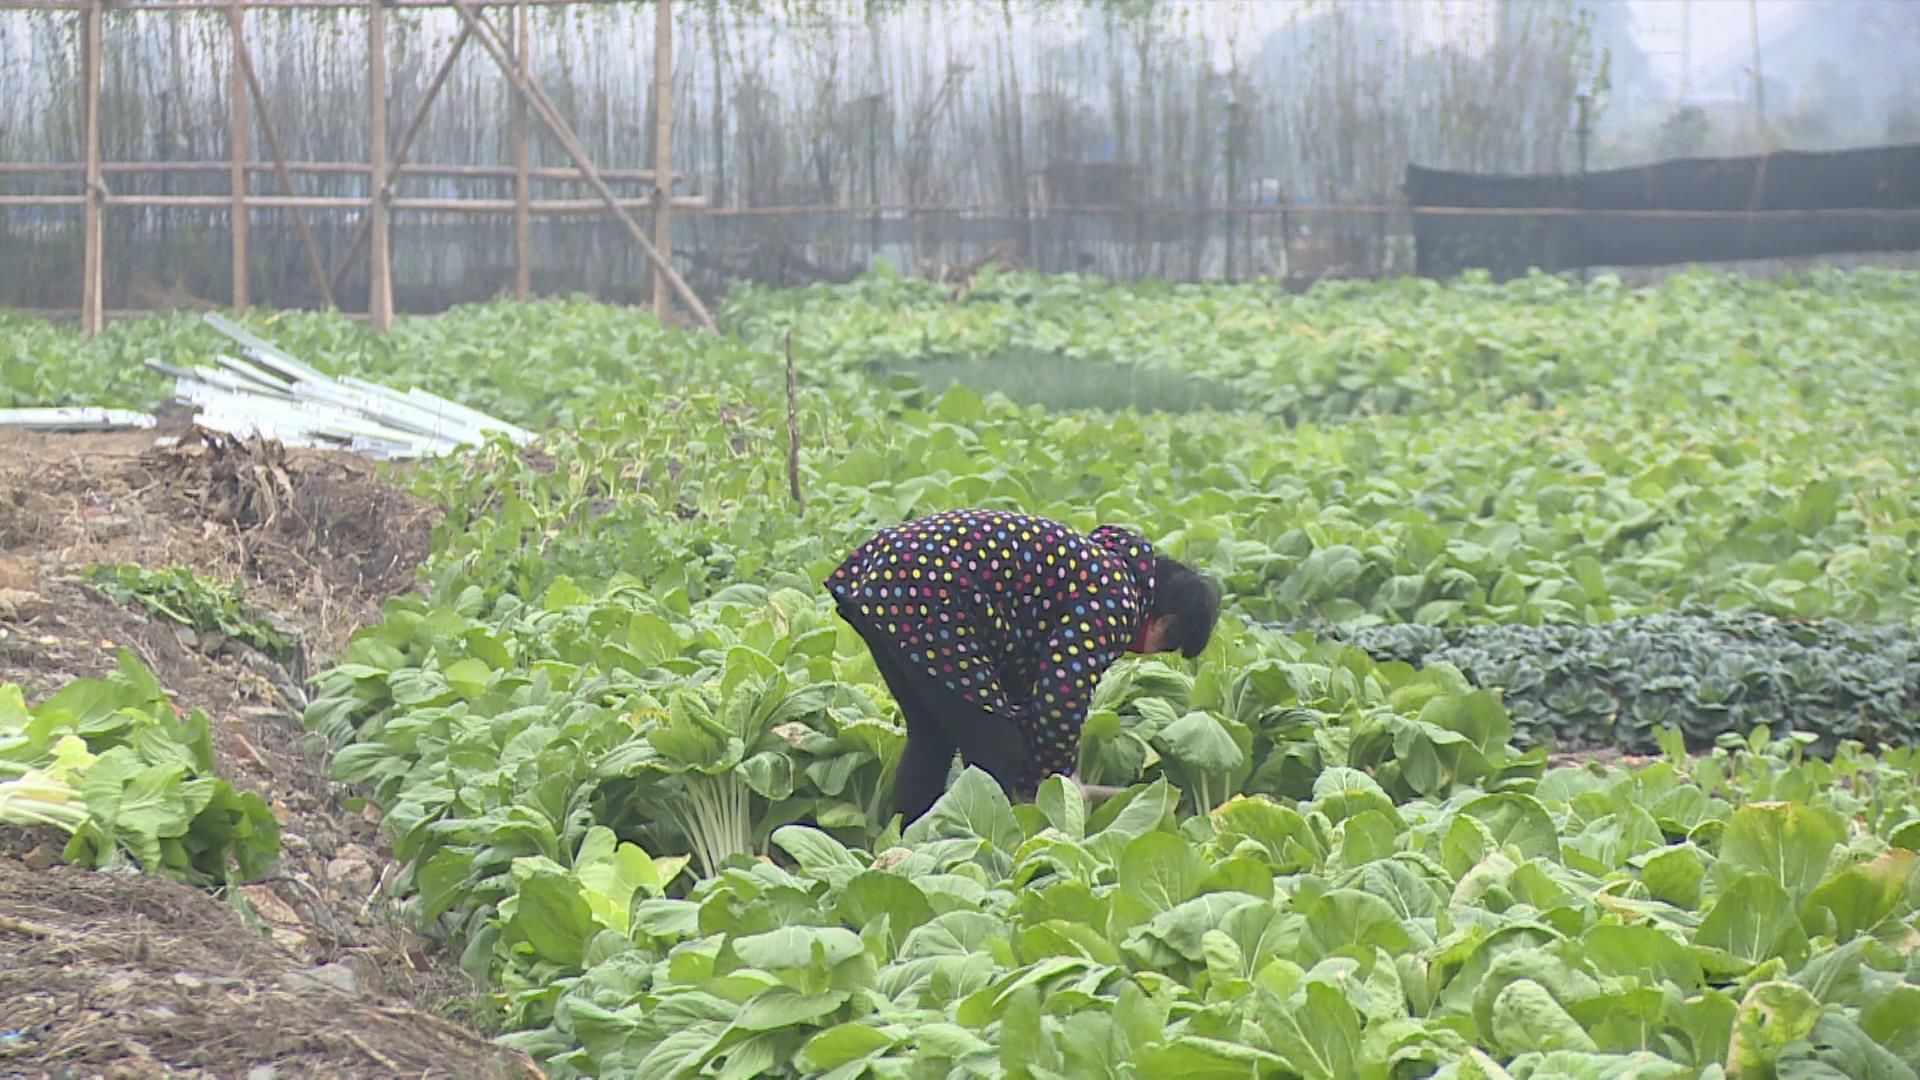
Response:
[326,21,475,299]
[231,7,335,309]
[450,0,715,330]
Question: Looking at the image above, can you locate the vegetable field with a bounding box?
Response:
[6,266,1920,1079]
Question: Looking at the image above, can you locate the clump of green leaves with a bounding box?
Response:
[22,271,1920,626]
[86,563,294,660]
[723,264,1920,427]
[3,297,698,429]
[1320,609,1920,753]
[478,738,1920,1080]
[303,580,1545,946]
[0,653,280,886]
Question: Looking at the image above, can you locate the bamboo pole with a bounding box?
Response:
[368,0,393,333]
[5,0,678,9]
[230,5,335,308]
[394,195,703,212]
[3,191,1914,223]
[0,161,665,182]
[11,308,288,322]
[513,0,531,299]
[93,193,703,211]
[784,328,803,509]
[80,0,104,337]
[649,0,673,318]
[449,0,714,330]
[326,22,474,299]
[228,0,249,311]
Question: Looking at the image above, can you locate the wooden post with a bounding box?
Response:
[80,0,104,337]
[649,0,673,318]
[513,0,531,298]
[784,328,803,509]
[228,0,249,311]
[368,0,393,332]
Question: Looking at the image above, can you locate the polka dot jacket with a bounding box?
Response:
[825,509,1157,787]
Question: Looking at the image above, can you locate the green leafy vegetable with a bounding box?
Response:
[1,653,279,885]
[86,563,294,660]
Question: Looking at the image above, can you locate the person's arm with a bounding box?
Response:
[1075,778,1126,803]
[1019,622,1126,785]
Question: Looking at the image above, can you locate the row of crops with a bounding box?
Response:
[6,265,1920,1078]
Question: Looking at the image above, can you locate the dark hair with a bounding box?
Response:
[1150,555,1221,659]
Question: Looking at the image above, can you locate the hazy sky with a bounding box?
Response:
[1630,0,1809,96]
[981,0,1816,96]
[0,0,1832,99]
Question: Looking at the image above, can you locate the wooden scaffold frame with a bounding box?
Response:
[1,0,711,335]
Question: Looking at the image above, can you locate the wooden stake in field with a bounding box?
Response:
[785,328,803,510]
[80,0,104,337]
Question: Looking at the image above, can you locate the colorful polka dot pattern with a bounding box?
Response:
[825,509,1156,787]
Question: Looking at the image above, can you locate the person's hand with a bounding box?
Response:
[1071,773,1126,803]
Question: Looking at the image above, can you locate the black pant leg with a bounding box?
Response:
[881,652,1031,808]
[856,616,959,822]
[839,600,1033,819]
[937,695,1031,799]
[894,721,958,825]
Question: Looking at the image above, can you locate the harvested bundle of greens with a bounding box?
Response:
[0,653,280,886]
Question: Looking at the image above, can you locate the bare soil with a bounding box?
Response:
[0,425,539,1079]
[1544,747,1664,771]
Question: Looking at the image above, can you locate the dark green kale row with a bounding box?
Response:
[1298,610,1920,754]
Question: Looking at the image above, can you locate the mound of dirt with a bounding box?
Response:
[0,853,539,1079]
[1,425,437,661]
[0,425,537,1079]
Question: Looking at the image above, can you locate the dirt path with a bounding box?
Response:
[0,426,537,1079]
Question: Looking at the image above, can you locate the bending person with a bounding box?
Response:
[825,508,1220,824]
